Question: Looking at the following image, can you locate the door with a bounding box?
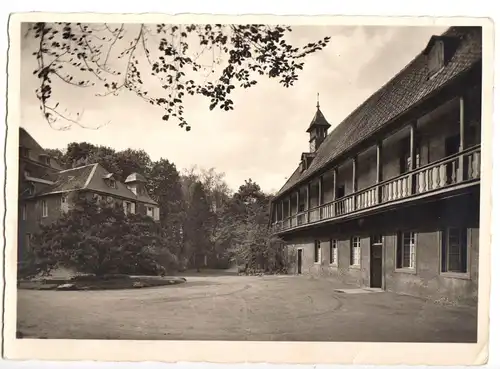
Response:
[297,249,303,275]
[370,236,383,288]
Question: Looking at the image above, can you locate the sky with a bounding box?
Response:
[20,24,448,194]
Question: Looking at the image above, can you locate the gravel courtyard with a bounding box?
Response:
[17,275,477,342]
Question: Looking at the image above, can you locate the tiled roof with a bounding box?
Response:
[276,26,482,197]
[135,193,158,205]
[35,163,158,205]
[37,164,96,195]
[306,107,331,133]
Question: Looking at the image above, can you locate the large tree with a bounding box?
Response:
[225,179,286,273]
[54,142,153,182]
[26,22,330,130]
[183,180,212,271]
[148,158,185,257]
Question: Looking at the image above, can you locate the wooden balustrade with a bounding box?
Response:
[466,149,481,180]
[271,146,481,233]
[356,186,379,210]
[309,208,321,222]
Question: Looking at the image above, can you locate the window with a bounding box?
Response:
[25,233,32,251]
[43,157,50,165]
[109,179,116,188]
[41,200,48,218]
[396,232,416,269]
[124,201,135,215]
[23,170,31,178]
[428,40,444,77]
[330,239,338,265]
[107,196,113,203]
[309,140,316,153]
[441,228,468,273]
[61,194,67,203]
[19,147,30,158]
[146,206,154,217]
[314,240,321,263]
[350,237,361,266]
[22,204,27,220]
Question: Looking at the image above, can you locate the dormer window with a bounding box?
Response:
[424,35,461,80]
[39,154,51,165]
[103,173,116,188]
[428,39,445,77]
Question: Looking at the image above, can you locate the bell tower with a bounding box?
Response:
[306,93,331,152]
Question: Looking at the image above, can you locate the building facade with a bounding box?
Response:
[18,128,160,258]
[270,27,482,306]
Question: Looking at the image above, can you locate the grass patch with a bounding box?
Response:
[18,275,187,291]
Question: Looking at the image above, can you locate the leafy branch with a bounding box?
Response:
[28,22,331,131]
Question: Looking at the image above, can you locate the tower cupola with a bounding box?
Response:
[306,94,331,152]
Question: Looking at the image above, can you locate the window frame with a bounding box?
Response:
[314,240,321,264]
[395,231,417,273]
[20,147,30,158]
[25,233,32,251]
[329,239,338,266]
[350,236,361,267]
[41,199,48,218]
[109,178,117,189]
[440,227,471,279]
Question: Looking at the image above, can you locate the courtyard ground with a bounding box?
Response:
[16,274,477,342]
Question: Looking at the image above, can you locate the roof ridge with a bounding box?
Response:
[83,163,99,189]
[57,163,96,173]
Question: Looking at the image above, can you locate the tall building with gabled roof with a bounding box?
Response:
[269,26,482,306]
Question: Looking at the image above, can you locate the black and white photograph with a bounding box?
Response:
[2,13,493,365]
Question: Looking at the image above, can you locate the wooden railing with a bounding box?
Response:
[272,146,481,233]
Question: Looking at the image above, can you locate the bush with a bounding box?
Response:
[27,195,178,278]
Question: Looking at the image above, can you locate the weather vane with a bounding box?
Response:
[316,92,320,109]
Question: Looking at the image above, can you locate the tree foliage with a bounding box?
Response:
[224,179,287,273]
[27,22,330,130]
[24,142,287,276]
[29,194,177,277]
[148,158,185,258]
[183,180,212,271]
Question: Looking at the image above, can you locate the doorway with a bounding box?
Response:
[297,249,303,275]
[370,235,383,288]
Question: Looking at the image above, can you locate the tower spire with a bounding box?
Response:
[316,92,320,109]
